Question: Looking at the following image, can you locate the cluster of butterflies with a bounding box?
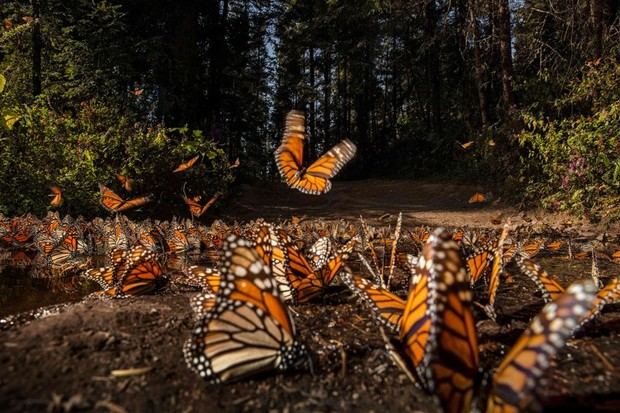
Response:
[177,216,619,413]
[47,154,238,217]
[2,209,620,411]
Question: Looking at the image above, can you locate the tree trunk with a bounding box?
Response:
[469,0,489,128]
[323,46,332,147]
[590,0,604,59]
[498,0,515,116]
[424,0,441,138]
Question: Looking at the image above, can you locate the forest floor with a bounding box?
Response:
[2,179,620,413]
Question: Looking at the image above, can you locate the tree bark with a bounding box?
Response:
[424,0,441,138]
[469,0,489,128]
[590,0,604,59]
[498,0,515,116]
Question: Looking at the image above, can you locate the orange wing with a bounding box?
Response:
[49,186,63,208]
[275,110,305,186]
[293,139,357,195]
[99,183,151,213]
[465,245,493,285]
[116,173,134,192]
[468,192,487,203]
[515,256,565,302]
[183,235,307,383]
[341,270,405,333]
[183,192,221,217]
[173,154,200,173]
[487,281,597,413]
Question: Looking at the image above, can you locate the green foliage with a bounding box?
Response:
[0,98,233,217]
[516,54,620,219]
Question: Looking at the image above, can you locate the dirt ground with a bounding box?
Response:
[1,179,620,413]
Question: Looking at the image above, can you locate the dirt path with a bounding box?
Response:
[224,179,617,236]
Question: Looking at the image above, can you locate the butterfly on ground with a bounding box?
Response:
[173,155,200,173]
[183,235,308,383]
[486,280,597,412]
[98,183,151,213]
[49,186,63,208]
[468,192,487,204]
[82,245,166,297]
[116,173,134,192]
[183,192,221,218]
[275,110,357,195]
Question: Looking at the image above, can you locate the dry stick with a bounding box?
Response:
[359,215,382,284]
[386,212,402,289]
[590,343,615,371]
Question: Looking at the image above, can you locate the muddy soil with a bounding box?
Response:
[1,180,620,413]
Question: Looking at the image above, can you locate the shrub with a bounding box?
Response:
[0,98,233,217]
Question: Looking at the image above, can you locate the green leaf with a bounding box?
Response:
[0,74,6,93]
[4,114,21,130]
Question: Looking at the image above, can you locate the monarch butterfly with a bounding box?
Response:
[545,239,563,252]
[275,110,357,195]
[341,270,405,333]
[116,173,134,192]
[49,231,89,267]
[182,192,221,218]
[409,226,430,249]
[520,238,545,258]
[183,235,308,383]
[182,265,221,292]
[465,243,494,286]
[515,256,565,302]
[486,280,597,412]
[49,186,63,208]
[99,184,151,213]
[580,277,620,327]
[251,225,295,302]
[457,140,474,150]
[284,236,348,304]
[307,236,333,271]
[83,245,165,297]
[468,192,487,204]
[383,228,479,413]
[229,157,240,169]
[486,225,510,319]
[173,154,200,173]
[189,291,217,319]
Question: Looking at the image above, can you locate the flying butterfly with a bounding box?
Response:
[49,186,63,208]
[183,235,308,383]
[275,110,357,195]
[173,154,200,173]
[183,192,222,218]
[99,184,151,213]
[116,173,134,192]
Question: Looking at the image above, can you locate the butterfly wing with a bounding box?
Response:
[184,235,306,383]
[293,139,357,195]
[99,184,125,212]
[173,154,200,173]
[49,186,63,207]
[275,110,305,187]
[487,280,597,412]
[515,256,565,302]
[341,270,405,333]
